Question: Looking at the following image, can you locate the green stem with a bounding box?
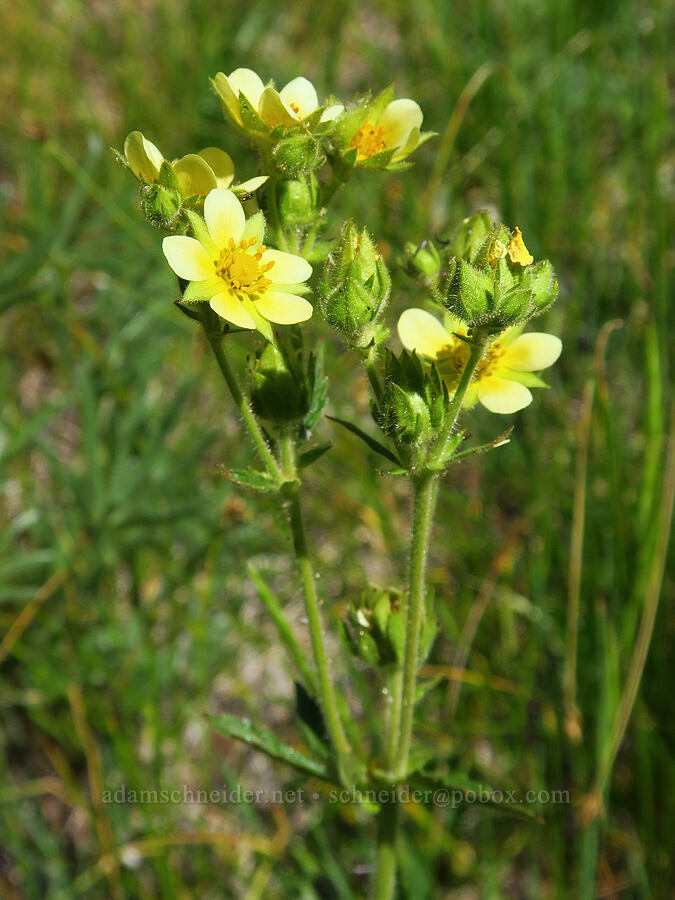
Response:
[265,178,289,251]
[393,471,438,780]
[361,343,383,404]
[373,800,399,900]
[205,331,283,482]
[428,333,488,468]
[278,432,354,773]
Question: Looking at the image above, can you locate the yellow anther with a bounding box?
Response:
[349,121,387,159]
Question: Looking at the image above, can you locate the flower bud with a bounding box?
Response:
[140,183,183,231]
[378,350,452,469]
[319,221,391,346]
[443,221,557,333]
[278,175,319,226]
[448,210,492,263]
[250,342,309,425]
[270,133,324,178]
[344,587,404,666]
[403,240,441,281]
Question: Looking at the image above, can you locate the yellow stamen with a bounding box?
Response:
[440,335,507,380]
[289,101,300,116]
[214,237,275,296]
[349,121,387,159]
[489,239,507,267]
[507,227,533,266]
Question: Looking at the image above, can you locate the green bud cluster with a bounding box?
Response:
[344,585,437,668]
[319,220,391,347]
[441,212,558,334]
[375,351,463,471]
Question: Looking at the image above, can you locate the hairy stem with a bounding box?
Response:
[429,333,487,468]
[205,331,283,482]
[393,471,438,779]
[373,800,399,900]
[278,432,354,773]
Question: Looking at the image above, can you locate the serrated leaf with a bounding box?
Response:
[327,416,401,465]
[218,466,279,493]
[208,713,330,779]
[451,427,513,462]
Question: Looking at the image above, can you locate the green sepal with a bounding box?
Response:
[239,93,268,134]
[242,211,265,244]
[181,277,222,303]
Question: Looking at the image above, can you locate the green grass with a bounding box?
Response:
[1,0,672,897]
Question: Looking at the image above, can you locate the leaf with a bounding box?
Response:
[218,466,279,493]
[451,427,513,462]
[411,771,542,821]
[303,341,328,431]
[327,416,401,465]
[208,713,330,780]
[247,564,317,691]
[297,442,332,469]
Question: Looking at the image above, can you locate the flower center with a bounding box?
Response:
[349,121,387,159]
[439,335,506,381]
[214,237,275,296]
[289,101,301,117]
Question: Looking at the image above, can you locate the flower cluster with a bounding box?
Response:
[118,67,561,428]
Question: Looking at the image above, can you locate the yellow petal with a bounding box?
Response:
[124,131,164,182]
[262,249,312,284]
[397,309,452,359]
[254,291,313,324]
[172,154,217,196]
[507,227,534,266]
[501,333,562,371]
[227,67,265,109]
[320,103,344,122]
[233,175,268,193]
[162,236,213,281]
[210,291,256,329]
[378,99,423,151]
[279,76,319,119]
[198,147,235,189]
[259,86,297,128]
[477,377,532,414]
[213,72,242,123]
[204,189,245,247]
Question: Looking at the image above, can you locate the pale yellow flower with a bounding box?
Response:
[162,189,313,335]
[348,98,425,163]
[213,69,343,130]
[122,132,267,196]
[398,308,562,414]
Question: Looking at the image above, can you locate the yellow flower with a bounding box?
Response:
[348,97,426,163]
[122,132,267,196]
[213,68,342,131]
[162,189,313,336]
[397,308,562,414]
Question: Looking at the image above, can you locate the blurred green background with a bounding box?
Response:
[1,0,672,897]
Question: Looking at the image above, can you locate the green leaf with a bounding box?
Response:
[327,416,401,465]
[451,427,513,462]
[304,341,328,430]
[298,442,332,469]
[218,466,279,493]
[208,713,330,779]
[412,772,541,820]
[247,564,317,692]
